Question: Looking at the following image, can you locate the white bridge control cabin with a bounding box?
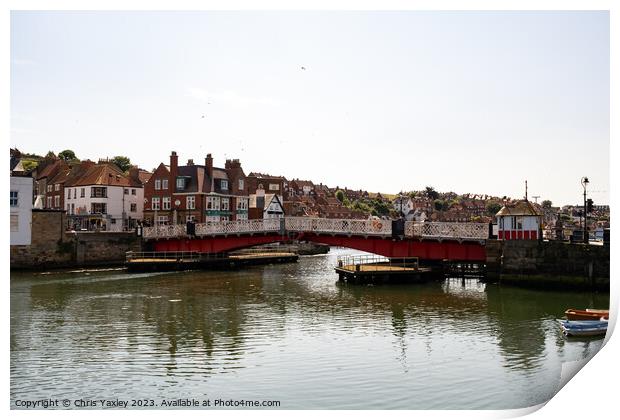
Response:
[496,200,542,240]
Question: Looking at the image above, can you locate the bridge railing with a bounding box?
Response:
[195,218,281,236]
[141,217,488,241]
[143,224,187,239]
[404,221,488,240]
[143,218,281,239]
[285,217,392,236]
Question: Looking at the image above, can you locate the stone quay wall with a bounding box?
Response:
[485,239,609,291]
[10,210,142,270]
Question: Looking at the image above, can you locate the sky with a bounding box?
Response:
[10,10,610,206]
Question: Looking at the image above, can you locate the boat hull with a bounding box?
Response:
[559,320,608,337]
[564,309,609,321]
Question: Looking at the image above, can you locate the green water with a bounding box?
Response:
[10,249,609,409]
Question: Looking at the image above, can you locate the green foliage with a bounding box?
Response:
[335,190,344,203]
[433,199,447,211]
[21,160,39,172]
[486,202,502,216]
[425,186,439,200]
[58,149,77,162]
[111,156,132,172]
[541,200,553,209]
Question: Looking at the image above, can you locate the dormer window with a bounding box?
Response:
[176,177,185,190]
[221,180,228,190]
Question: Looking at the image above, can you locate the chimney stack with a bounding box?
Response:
[187,159,194,166]
[170,151,178,192]
[205,153,213,176]
[128,166,140,183]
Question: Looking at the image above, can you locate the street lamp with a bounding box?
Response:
[581,176,589,244]
[174,199,181,225]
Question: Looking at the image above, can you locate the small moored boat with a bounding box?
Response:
[559,319,608,337]
[564,309,609,321]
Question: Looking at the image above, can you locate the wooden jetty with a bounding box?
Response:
[335,255,433,284]
[125,250,298,272]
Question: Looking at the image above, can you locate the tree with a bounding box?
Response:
[541,200,553,209]
[434,199,445,211]
[425,186,439,200]
[111,156,132,172]
[335,190,345,203]
[58,149,77,162]
[486,202,502,216]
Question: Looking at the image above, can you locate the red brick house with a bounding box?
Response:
[143,151,250,225]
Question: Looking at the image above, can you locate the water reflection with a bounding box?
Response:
[10,253,609,409]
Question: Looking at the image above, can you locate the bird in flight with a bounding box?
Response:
[301,66,306,70]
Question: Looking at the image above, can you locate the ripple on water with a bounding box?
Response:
[10,256,609,409]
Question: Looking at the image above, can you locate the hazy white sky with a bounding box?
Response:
[10,11,609,206]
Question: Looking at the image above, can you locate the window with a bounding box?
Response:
[187,196,196,210]
[67,204,70,212]
[130,203,137,212]
[54,196,60,208]
[80,188,85,198]
[152,197,160,210]
[221,180,228,190]
[269,183,280,191]
[207,196,220,210]
[221,197,230,211]
[71,203,75,214]
[10,191,18,207]
[186,215,196,223]
[239,179,244,190]
[111,218,116,224]
[162,179,168,190]
[155,179,161,190]
[67,189,71,200]
[156,215,168,225]
[131,189,136,195]
[47,197,53,208]
[10,214,18,232]
[124,188,129,195]
[47,185,52,193]
[162,197,171,210]
[176,178,185,190]
[55,184,60,191]
[91,187,107,198]
[237,213,248,221]
[91,203,107,214]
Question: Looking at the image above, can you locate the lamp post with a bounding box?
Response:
[581,177,589,244]
[174,199,181,225]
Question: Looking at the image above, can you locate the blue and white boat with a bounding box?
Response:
[559,319,608,337]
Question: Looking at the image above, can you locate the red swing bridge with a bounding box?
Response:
[140,217,489,263]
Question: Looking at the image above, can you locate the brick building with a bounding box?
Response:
[143,151,250,225]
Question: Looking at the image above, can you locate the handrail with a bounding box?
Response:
[141,217,489,241]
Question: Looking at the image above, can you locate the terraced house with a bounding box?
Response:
[143,151,249,226]
[64,161,144,231]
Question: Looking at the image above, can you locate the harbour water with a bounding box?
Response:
[10,249,609,409]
